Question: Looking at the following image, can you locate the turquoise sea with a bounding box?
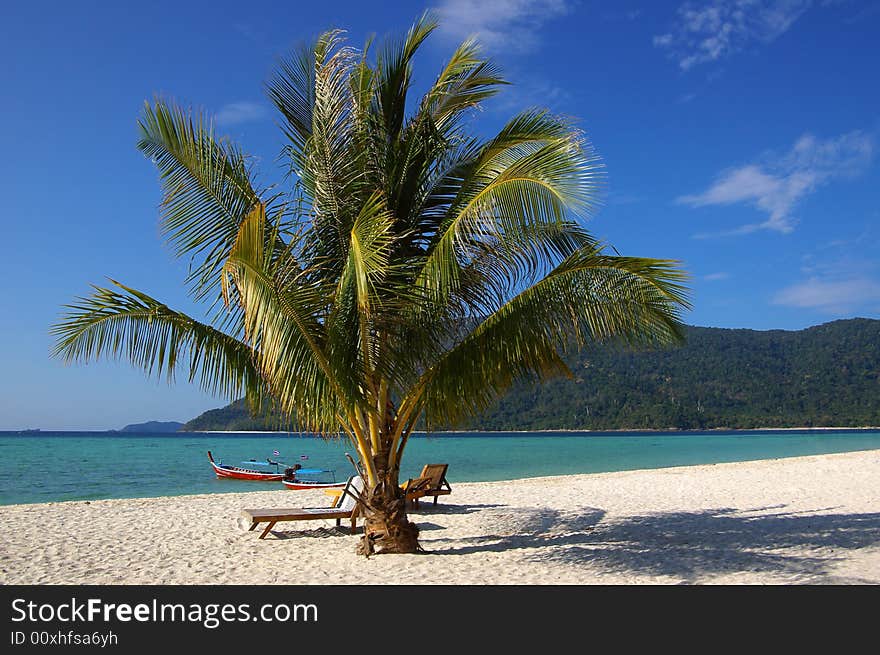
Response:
[1,430,879,506]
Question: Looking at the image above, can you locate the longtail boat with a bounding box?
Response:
[207,451,285,481]
[281,464,346,490]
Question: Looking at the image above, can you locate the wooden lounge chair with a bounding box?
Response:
[403,464,452,508]
[241,475,364,539]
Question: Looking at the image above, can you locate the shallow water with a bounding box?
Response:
[1,429,879,505]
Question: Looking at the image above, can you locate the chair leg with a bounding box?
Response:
[248,522,258,531]
[259,521,276,539]
[433,495,439,505]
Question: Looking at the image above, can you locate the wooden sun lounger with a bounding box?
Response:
[242,475,363,539]
[403,464,452,508]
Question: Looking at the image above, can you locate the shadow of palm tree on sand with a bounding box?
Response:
[423,504,880,583]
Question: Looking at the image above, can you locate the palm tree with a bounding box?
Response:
[51,14,689,555]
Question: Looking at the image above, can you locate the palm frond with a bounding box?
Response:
[222,204,353,430]
[417,247,690,426]
[137,99,263,301]
[50,280,265,407]
[420,37,507,130]
[373,12,438,142]
[414,111,604,308]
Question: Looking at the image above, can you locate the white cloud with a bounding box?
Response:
[683,164,814,234]
[215,102,268,127]
[773,277,880,313]
[654,0,813,71]
[680,131,874,236]
[704,272,730,280]
[774,237,880,314]
[434,0,571,53]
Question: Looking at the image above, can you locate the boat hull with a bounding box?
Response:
[281,480,346,490]
[207,451,284,481]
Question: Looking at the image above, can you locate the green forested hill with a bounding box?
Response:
[184,318,880,431]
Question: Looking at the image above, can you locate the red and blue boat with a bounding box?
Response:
[207,451,346,489]
[207,451,285,481]
[282,463,346,490]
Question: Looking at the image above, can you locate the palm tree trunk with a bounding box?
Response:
[357,451,420,555]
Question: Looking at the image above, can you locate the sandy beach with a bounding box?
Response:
[2,449,879,585]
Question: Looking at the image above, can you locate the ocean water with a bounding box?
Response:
[1,430,879,506]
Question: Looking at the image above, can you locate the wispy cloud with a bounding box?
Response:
[654,0,813,71]
[680,131,874,237]
[773,278,880,313]
[215,102,268,127]
[774,231,880,314]
[704,272,730,281]
[434,0,572,53]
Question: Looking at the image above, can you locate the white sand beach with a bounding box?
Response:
[2,449,879,585]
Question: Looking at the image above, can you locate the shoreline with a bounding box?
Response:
[196,426,880,434]
[3,446,880,510]
[4,444,880,508]
[3,446,877,511]
[2,448,878,585]
[5,426,879,435]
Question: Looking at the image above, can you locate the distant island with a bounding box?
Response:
[119,421,184,433]
[183,318,880,432]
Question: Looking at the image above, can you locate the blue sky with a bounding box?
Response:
[2,0,878,430]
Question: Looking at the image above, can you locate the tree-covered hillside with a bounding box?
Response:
[184,319,880,431]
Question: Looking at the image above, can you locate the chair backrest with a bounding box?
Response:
[336,475,364,513]
[421,464,448,490]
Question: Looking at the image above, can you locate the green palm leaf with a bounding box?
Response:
[418,248,690,428]
[51,280,265,406]
[137,99,264,302]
